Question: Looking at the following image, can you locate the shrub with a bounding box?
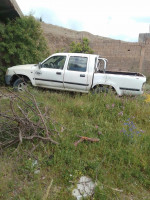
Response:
[70,37,94,54]
[0,16,50,85]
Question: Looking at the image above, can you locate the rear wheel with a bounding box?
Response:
[13,78,28,92]
[93,85,115,94]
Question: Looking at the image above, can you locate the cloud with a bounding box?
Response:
[132,17,150,23]
[33,8,62,26]
[16,0,150,42]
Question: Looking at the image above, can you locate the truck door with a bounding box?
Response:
[34,55,67,88]
[64,55,89,91]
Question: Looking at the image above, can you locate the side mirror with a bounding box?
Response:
[38,62,42,69]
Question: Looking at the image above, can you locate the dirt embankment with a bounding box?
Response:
[41,22,111,53]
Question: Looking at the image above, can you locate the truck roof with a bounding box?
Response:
[51,52,99,57]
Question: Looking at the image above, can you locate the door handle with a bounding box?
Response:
[36,71,42,75]
[80,74,85,77]
[56,72,62,75]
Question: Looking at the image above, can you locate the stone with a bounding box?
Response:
[72,176,96,200]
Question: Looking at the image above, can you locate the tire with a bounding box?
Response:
[13,78,28,92]
[92,86,103,94]
[93,85,115,95]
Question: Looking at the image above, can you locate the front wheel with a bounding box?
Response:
[13,78,28,92]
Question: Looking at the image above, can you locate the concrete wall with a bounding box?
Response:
[91,40,141,72]
[94,40,150,75]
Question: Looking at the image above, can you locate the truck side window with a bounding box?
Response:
[42,56,66,69]
[68,56,87,72]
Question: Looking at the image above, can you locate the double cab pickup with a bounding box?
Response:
[5,53,146,95]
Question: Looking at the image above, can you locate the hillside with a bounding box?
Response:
[41,22,112,52]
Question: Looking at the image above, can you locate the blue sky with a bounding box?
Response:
[16,0,150,42]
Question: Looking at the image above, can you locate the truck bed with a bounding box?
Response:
[98,70,144,77]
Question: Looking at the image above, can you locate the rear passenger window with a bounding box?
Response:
[68,56,87,72]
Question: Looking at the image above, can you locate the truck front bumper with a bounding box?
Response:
[5,75,12,85]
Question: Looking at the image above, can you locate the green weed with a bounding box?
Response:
[0,88,150,199]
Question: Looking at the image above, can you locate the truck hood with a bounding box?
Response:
[9,64,37,70]
[7,64,38,76]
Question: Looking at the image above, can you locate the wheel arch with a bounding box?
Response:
[10,74,31,85]
[92,83,121,95]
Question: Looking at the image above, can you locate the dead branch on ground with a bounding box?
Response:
[74,136,100,146]
[0,88,59,149]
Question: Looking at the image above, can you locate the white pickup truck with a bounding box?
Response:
[5,53,146,95]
